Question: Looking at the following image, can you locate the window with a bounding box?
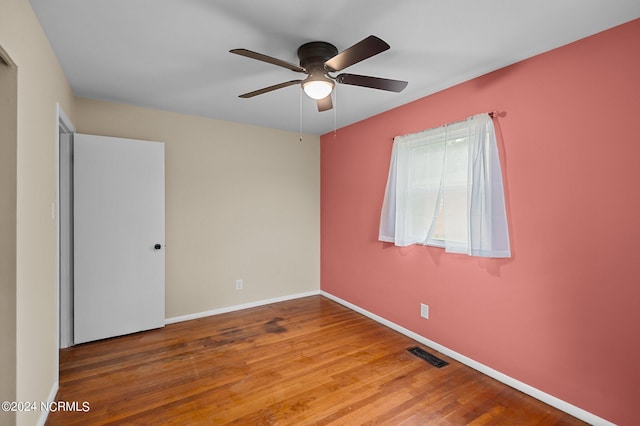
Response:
[379,113,510,258]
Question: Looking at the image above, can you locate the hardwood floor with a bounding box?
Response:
[47,296,585,425]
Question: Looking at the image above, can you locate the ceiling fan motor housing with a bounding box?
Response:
[297,41,338,76]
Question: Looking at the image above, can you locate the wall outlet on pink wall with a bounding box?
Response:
[420,304,429,319]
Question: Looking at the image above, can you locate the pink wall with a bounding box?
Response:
[321,19,640,425]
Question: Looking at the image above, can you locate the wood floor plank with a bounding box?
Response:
[46,296,586,425]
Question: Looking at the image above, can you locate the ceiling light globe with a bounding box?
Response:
[303,80,334,100]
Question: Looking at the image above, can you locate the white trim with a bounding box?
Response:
[55,104,75,346]
[57,104,75,134]
[36,381,59,426]
[321,291,615,426]
[165,290,321,324]
[54,104,75,402]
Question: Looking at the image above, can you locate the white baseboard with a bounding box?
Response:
[165,290,321,324]
[36,380,59,426]
[321,290,615,426]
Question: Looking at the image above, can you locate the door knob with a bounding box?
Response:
[154,244,162,250]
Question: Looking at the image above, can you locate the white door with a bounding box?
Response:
[74,133,165,344]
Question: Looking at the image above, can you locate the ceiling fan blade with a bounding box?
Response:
[324,35,390,72]
[316,95,333,112]
[238,80,303,98]
[230,49,306,73]
[336,73,408,92]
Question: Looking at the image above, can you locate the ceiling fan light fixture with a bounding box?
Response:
[302,79,334,100]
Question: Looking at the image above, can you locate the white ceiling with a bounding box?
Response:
[30,0,640,135]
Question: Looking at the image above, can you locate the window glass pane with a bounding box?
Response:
[431,201,445,241]
[443,187,467,244]
[407,140,444,241]
[442,136,468,245]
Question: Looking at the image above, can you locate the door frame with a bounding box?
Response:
[56,103,75,354]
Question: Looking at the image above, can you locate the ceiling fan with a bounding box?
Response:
[230,35,408,112]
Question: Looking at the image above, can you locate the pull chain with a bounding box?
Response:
[299,88,303,142]
[333,85,338,138]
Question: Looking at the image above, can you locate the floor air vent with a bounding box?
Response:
[408,347,449,368]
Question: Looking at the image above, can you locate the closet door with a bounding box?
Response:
[74,133,165,344]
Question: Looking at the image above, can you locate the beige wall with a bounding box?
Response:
[0,0,76,425]
[0,48,18,426]
[74,98,320,318]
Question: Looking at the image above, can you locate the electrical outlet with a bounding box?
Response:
[420,303,429,319]
[235,279,243,290]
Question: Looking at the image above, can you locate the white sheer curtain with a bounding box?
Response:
[467,114,511,257]
[379,113,511,258]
